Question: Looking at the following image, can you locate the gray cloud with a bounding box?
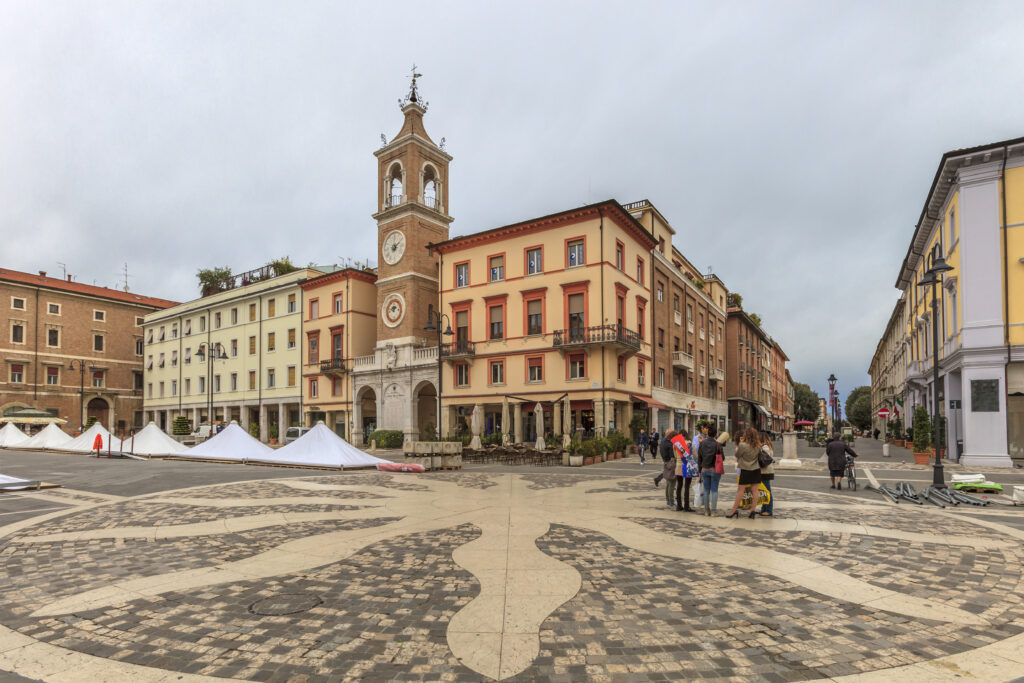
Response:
[2,0,1022,403]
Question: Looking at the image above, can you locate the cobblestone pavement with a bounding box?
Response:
[1,466,1023,682]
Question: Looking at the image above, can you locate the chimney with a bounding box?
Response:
[67,275,72,282]
[38,270,46,277]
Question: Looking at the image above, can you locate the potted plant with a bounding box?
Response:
[269,424,279,445]
[568,437,583,467]
[911,406,932,465]
[580,439,597,466]
[888,418,904,447]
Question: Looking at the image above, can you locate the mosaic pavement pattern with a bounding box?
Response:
[1,471,1023,682]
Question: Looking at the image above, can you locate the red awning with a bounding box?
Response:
[570,400,594,410]
[630,395,670,410]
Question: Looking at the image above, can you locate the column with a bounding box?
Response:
[440,404,452,440]
[191,407,200,431]
[404,392,417,447]
[240,404,249,432]
[513,403,523,445]
[553,401,562,439]
[352,398,364,445]
[259,404,268,443]
[470,402,483,449]
[278,403,286,442]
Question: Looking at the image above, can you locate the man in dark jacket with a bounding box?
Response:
[653,430,677,507]
[826,433,858,489]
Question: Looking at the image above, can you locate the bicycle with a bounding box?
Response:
[844,454,857,491]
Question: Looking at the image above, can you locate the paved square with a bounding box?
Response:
[1,447,1023,681]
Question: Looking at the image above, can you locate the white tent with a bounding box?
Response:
[62,423,123,453]
[122,422,185,456]
[174,421,272,463]
[0,474,40,490]
[247,423,393,469]
[0,423,29,448]
[21,423,73,450]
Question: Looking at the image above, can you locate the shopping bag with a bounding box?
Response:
[694,480,704,507]
[741,483,771,508]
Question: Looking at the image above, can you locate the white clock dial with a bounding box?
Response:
[382,230,406,265]
[382,293,406,328]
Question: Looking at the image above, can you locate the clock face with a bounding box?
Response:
[382,230,406,265]
[382,293,406,328]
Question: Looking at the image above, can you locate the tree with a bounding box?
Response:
[749,313,762,328]
[792,382,820,424]
[197,266,234,296]
[845,385,872,430]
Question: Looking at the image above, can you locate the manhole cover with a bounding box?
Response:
[248,592,323,616]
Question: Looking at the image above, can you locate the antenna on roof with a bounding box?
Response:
[706,266,713,277]
[121,263,130,292]
[57,262,67,280]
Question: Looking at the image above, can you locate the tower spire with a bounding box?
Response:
[399,64,428,111]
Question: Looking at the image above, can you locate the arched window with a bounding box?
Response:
[387,163,403,207]
[422,165,438,209]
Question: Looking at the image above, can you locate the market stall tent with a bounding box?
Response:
[247,423,392,469]
[123,422,186,456]
[173,421,272,463]
[0,423,29,448]
[21,423,73,450]
[62,423,123,453]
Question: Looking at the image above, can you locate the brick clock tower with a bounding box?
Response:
[372,72,452,345]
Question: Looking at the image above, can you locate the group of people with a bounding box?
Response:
[641,424,777,517]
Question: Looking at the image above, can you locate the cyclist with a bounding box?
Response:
[826,432,857,490]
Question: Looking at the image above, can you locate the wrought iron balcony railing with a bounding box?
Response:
[552,324,641,353]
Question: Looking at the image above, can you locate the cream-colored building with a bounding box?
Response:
[868,296,907,438]
[143,266,322,441]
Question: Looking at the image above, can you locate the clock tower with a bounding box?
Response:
[372,71,452,345]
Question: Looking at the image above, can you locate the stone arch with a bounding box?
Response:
[85,395,111,430]
[421,162,441,209]
[1,402,31,417]
[412,379,438,439]
[352,384,378,444]
[385,161,404,207]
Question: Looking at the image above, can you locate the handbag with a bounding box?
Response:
[758,447,774,468]
[694,479,704,507]
[714,444,725,475]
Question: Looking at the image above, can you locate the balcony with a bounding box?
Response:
[699,328,705,341]
[672,351,695,371]
[552,324,641,353]
[710,367,725,382]
[440,340,476,360]
[700,364,706,378]
[319,358,347,375]
[687,320,694,334]
[674,310,682,326]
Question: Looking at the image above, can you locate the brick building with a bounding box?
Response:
[725,302,771,433]
[1,268,176,433]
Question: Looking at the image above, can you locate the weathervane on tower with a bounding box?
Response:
[398,64,428,110]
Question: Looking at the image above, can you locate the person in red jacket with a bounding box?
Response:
[671,429,695,511]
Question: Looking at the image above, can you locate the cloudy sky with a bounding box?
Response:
[2,1,1023,403]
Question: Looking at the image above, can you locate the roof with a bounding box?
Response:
[0,268,177,309]
[301,267,377,290]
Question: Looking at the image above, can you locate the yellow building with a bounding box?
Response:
[143,265,322,441]
[299,268,378,437]
[429,200,657,441]
[894,135,1024,465]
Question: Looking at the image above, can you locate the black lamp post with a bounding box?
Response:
[67,360,97,432]
[827,373,837,431]
[424,311,453,440]
[195,342,228,430]
[917,249,954,488]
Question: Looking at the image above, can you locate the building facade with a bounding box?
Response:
[893,136,1024,466]
[2,268,175,433]
[769,341,790,433]
[142,266,320,440]
[868,296,907,438]
[725,304,771,433]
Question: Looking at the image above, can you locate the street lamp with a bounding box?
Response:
[424,311,453,440]
[827,373,837,431]
[194,342,228,430]
[917,249,954,488]
[67,360,98,433]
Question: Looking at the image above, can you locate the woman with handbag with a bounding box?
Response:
[671,429,696,511]
[697,424,725,516]
[725,428,762,519]
[758,430,775,516]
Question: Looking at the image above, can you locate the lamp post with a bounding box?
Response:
[827,373,837,432]
[917,249,954,488]
[67,360,97,433]
[195,342,228,431]
[424,311,453,440]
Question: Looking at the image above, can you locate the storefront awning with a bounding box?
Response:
[754,404,770,417]
[631,395,670,410]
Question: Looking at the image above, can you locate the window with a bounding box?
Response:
[199,317,206,332]
[657,328,664,348]
[198,376,205,394]
[267,299,276,318]
[134,372,143,390]
[949,208,957,243]
[658,368,665,387]
[171,350,178,367]
[309,337,319,363]
[230,373,238,391]
[230,339,238,357]
[248,371,256,390]
[527,248,543,275]
[309,299,319,319]
[288,293,296,313]
[673,336,679,351]
[158,352,165,368]
[288,328,296,349]
[489,304,504,340]
[616,295,624,327]
[310,378,318,398]
[135,316,144,327]
[617,355,625,381]
[490,360,504,385]
[527,299,543,335]
[248,303,257,321]
[10,364,24,383]
[12,324,24,344]
[47,328,59,347]
[331,377,341,395]
[11,297,26,310]
[687,304,693,321]
[333,294,342,314]
[636,258,644,284]
[184,378,190,395]
[288,366,296,387]
[267,332,276,352]
[135,339,143,355]
[455,262,469,288]
[332,333,342,359]
[638,360,646,386]
[567,239,584,267]
[569,353,585,379]
[249,336,256,355]
[93,310,106,322]
[93,334,104,352]
[656,282,664,302]
[158,381,164,397]
[489,255,504,282]
[637,304,645,338]
[455,310,469,346]
[673,294,680,313]
[568,293,585,338]
[183,319,191,336]
[266,368,276,388]
[147,383,153,398]
[184,348,191,364]
[455,363,469,387]
[615,242,624,270]
[214,312,221,328]
[92,370,104,388]
[171,379,177,396]
[171,323,178,338]
[48,303,60,315]
[528,356,543,382]
[231,308,238,325]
